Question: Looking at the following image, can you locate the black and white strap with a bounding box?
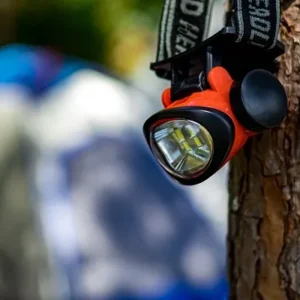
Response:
[156,0,281,62]
[231,0,280,49]
[156,0,215,62]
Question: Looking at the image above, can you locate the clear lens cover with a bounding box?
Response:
[151,119,214,179]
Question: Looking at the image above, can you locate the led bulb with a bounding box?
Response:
[150,119,214,179]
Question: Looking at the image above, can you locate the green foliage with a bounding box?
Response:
[16,1,105,63]
[16,0,163,70]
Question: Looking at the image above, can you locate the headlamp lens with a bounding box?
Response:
[150,119,214,178]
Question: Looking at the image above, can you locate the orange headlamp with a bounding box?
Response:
[143,28,287,185]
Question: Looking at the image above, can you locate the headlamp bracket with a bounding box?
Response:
[151,27,284,102]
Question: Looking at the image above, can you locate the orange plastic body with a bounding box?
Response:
[161,66,257,166]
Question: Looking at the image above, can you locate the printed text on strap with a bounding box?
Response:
[232,0,281,49]
[156,0,214,62]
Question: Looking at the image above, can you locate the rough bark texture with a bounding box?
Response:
[228,1,300,299]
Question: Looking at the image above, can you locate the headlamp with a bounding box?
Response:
[143,28,288,185]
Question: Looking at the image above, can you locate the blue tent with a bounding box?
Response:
[0,44,228,300]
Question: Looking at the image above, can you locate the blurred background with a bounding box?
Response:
[0,0,229,299]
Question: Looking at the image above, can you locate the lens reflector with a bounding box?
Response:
[150,119,213,178]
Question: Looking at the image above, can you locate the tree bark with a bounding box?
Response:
[228,1,300,299]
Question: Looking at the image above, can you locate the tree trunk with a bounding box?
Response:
[228,1,300,299]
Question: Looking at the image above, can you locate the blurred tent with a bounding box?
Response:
[0,0,229,300]
[0,43,228,300]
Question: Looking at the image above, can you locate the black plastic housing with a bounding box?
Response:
[150,27,284,102]
[143,107,235,185]
[230,69,288,132]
